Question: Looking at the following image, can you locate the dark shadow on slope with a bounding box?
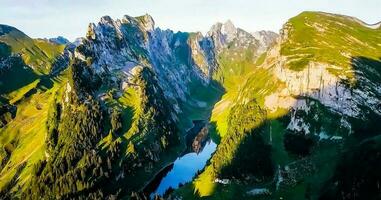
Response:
[349,56,381,138]
[0,42,10,58]
[0,43,39,96]
[0,25,17,36]
[142,163,174,195]
[195,56,381,199]
[319,136,381,200]
[351,56,381,88]
[37,75,54,90]
[206,99,276,189]
[208,121,221,144]
[219,126,274,180]
[283,130,315,157]
[317,56,381,200]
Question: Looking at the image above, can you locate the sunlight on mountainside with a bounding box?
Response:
[0,26,65,74]
[190,11,381,198]
[0,74,67,191]
[281,11,381,83]
[1,7,381,199]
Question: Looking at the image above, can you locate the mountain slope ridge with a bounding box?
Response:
[0,11,380,200]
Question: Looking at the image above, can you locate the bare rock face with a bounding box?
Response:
[208,20,238,50]
[220,20,238,43]
[75,14,215,108]
[273,61,358,116]
[207,20,261,53]
[76,13,381,125]
[77,17,255,133]
[263,36,381,119]
[188,32,217,80]
[75,15,273,112]
[192,126,209,153]
[251,30,278,53]
[136,14,155,32]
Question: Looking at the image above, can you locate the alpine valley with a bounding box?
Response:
[0,11,381,200]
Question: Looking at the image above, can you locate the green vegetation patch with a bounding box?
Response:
[0,25,65,74]
[280,11,381,79]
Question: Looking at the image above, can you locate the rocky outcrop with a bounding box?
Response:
[208,20,238,50]
[263,23,381,119]
[251,30,278,53]
[207,20,260,53]
[188,32,217,79]
[74,15,274,112]
[75,14,219,107]
[48,36,70,45]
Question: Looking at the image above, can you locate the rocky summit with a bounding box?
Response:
[0,11,380,200]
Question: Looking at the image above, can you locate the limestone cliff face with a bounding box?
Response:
[263,24,381,119]
[268,58,358,116]
[75,13,381,122]
[75,14,216,109]
[188,32,217,80]
[74,15,275,112]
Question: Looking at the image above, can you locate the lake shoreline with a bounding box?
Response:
[141,120,217,198]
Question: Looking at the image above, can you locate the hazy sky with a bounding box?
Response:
[1,0,380,41]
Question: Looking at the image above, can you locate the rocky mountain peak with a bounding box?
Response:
[86,14,155,42]
[251,30,278,52]
[48,36,70,45]
[208,20,237,41]
[86,23,97,40]
[137,14,155,32]
[207,20,240,50]
[2,11,381,200]
[120,14,155,32]
[221,20,237,39]
[100,15,114,25]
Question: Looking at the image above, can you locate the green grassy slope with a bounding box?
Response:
[1,11,380,199]
[0,25,69,195]
[209,36,266,137]
[0,71,68,193]
[174,30,281,198]
[0,25,65,74]
[280,11,381,80]
[174,11,381,200]
[0,42,39,97]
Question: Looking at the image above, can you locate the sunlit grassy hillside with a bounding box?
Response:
[0,25,65,74]
[175,11,381,200]
[281,11,381,79]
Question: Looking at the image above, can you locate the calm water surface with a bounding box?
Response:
[150,139,217,197]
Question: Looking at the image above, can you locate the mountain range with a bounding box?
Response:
[0,11,380,200]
